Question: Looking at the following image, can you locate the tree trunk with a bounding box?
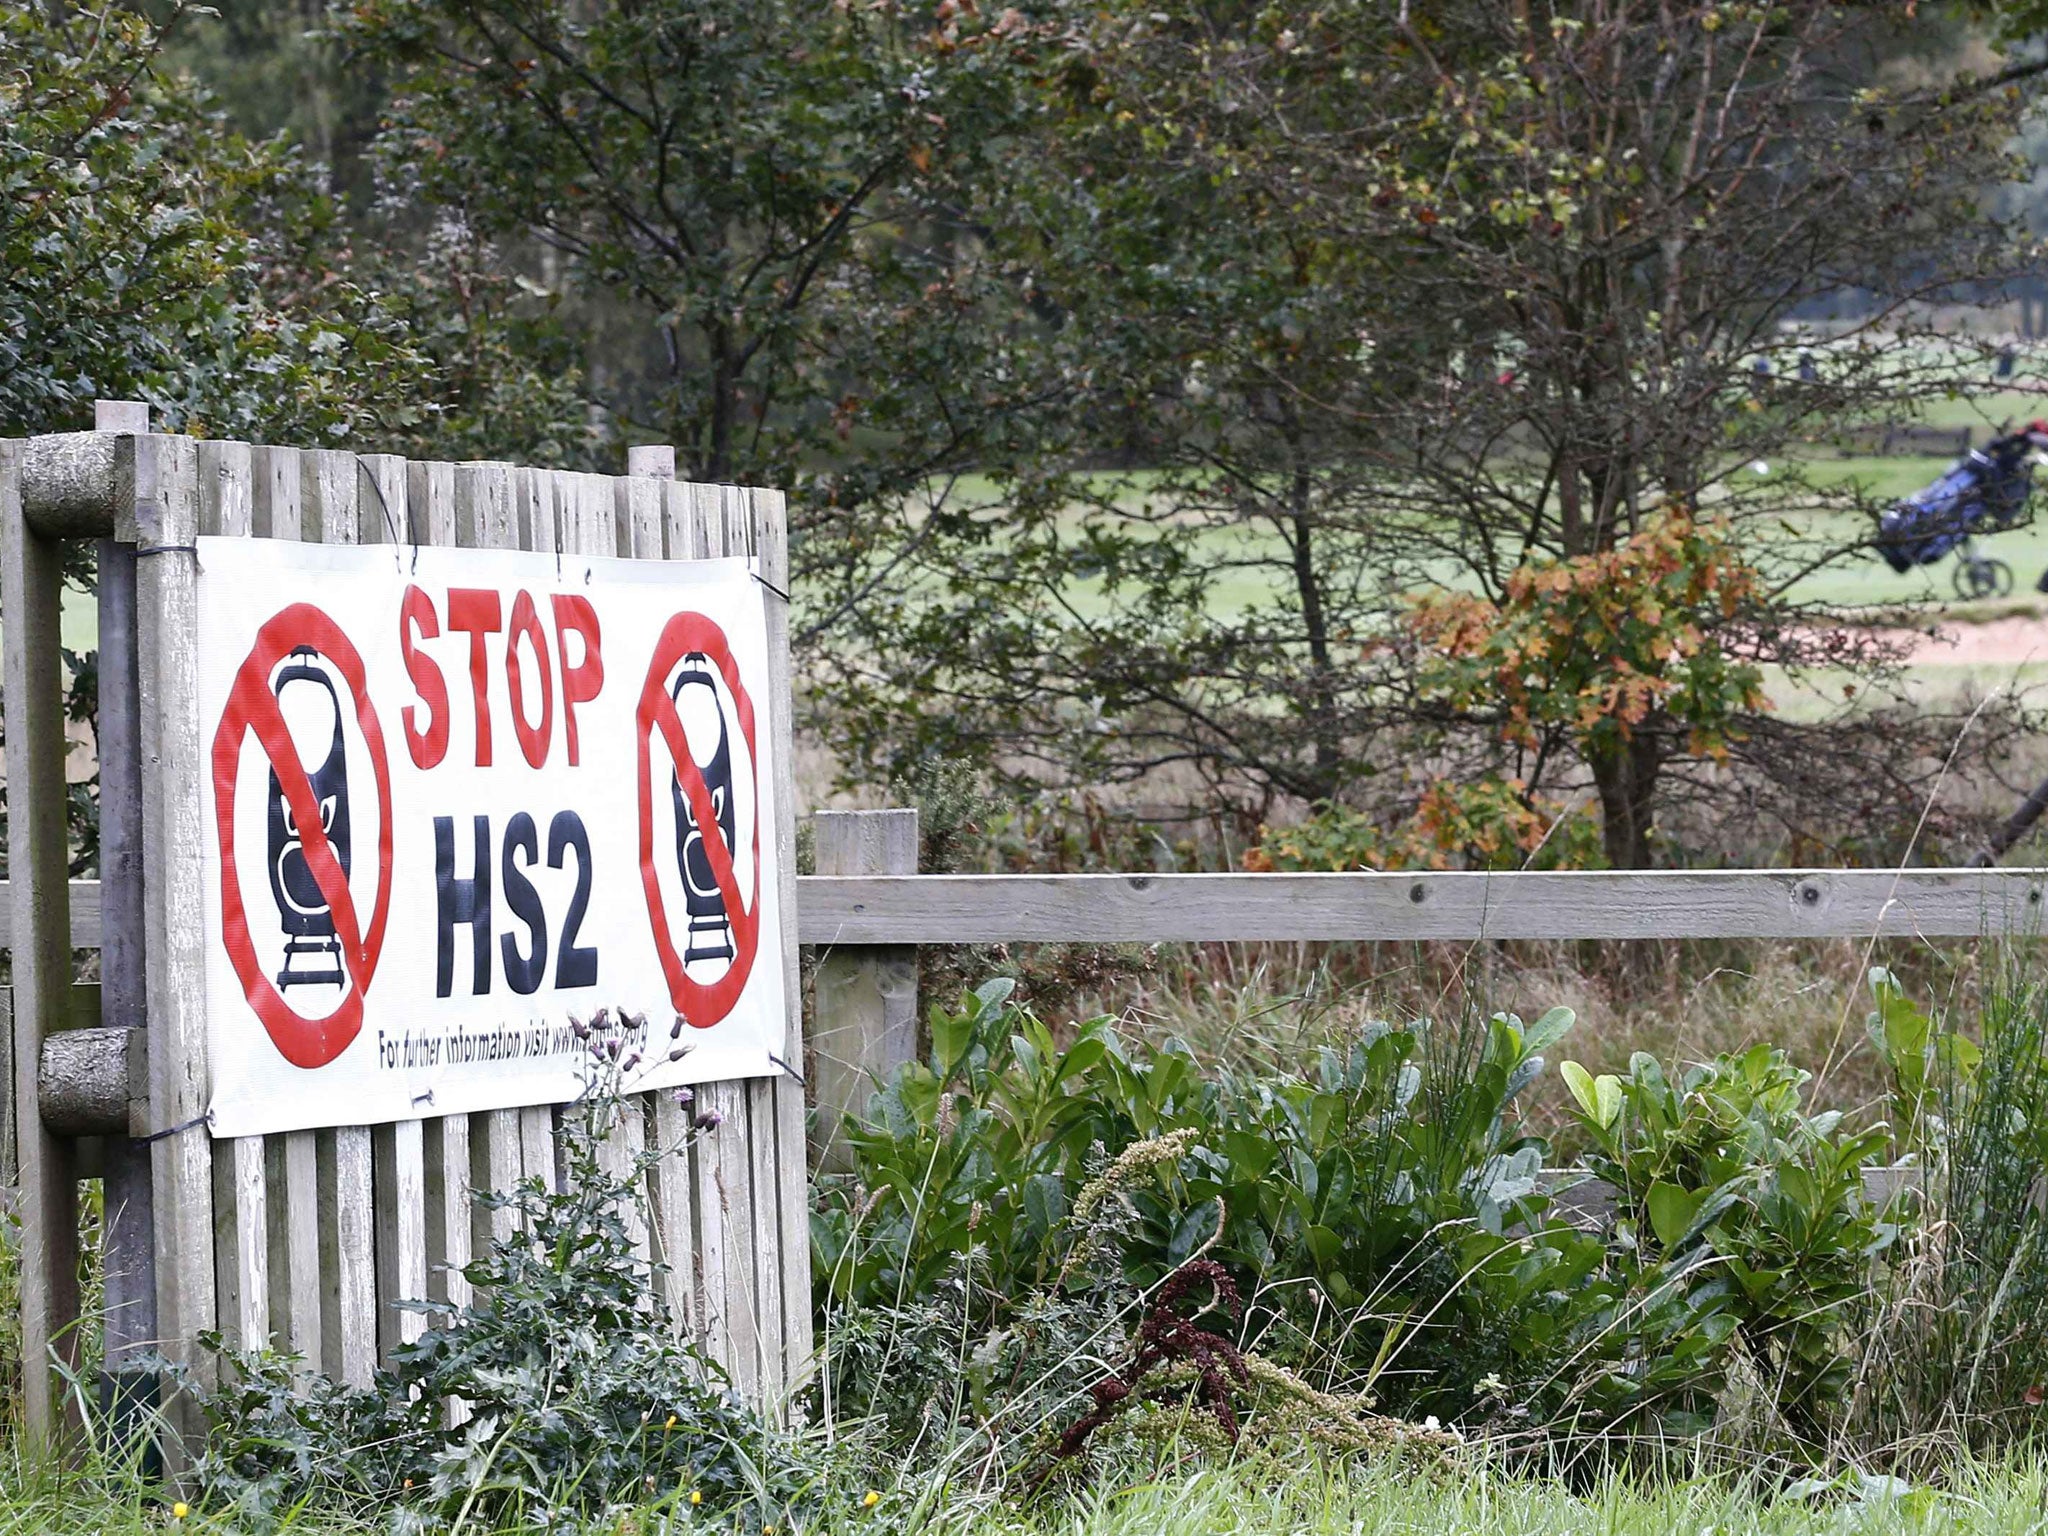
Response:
[1587,731,1661,869]
[1288,467,1340,798]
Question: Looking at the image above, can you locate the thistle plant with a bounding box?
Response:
[186,1008,813,1531]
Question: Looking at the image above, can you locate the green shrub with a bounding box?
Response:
[188,1046,814,1531]
[821,981,1924,1456]
[816,981,1581,1431]
[1557,1045,1893,1439]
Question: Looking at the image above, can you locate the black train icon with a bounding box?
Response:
[267,646,351,990]
[668,653,737,965]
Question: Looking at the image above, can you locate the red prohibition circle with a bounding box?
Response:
[636,614,761,1025]
[210,605,395,1069]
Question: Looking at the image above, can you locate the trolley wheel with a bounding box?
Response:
[1954,557,2014,600]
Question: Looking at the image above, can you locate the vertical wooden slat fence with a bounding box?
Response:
[3,412,812,1458]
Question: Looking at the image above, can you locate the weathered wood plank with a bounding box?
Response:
[407,459,457,546]
[475,1107,523,1253]
[649,1087,697,1339]
[132,432,217,1462]
[696,1080,752,1393]
[753,486,810,1402]
[357,454,408,547]
[684,482,762,1395]
[3,436,79,1449]
[520,1106,557,1196]
[455,460,516,550]
[423,1113,474,1314]
[592,1098,652,1265]
[374,1119,430,1358]
[319,1125,378,1387]
[297,448,382,1389]
[517,465,558,555]
[213,1135,269,1352]
[252,445,302,541]
[636,451,699,1346]
[0,882,99,949]
[746,1077,784,1405]
[303,448,359,546]
[22,867,2048,958]
[794,868,2048,945]
[615,467,663,560]
[274,1131,323,1372]
[679,480,736,1377]
[402,462,473,1322]
[553,467,653,1255]
[197,440,254,537]
[809,810,920,1172]
[455,461,529,1240]
[661,479,699,561]
[0,989,12,1193]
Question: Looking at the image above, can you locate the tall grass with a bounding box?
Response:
[1853,957,2048,1464]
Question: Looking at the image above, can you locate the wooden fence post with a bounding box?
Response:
[809,809,920,1172]
[2,435,79,1450]
[94,399,160,1446]
[132,426,217,1465]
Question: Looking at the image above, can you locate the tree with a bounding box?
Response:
[4,3,400,439]
[1,2,584,868]
[821,1,2043,868]
[338,0,1047,495]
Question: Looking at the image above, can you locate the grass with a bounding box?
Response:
[985,1459,2048,1536]
[5,1447,2046,1535]
[929,451,2048,624]
[1042,935,1911,1144]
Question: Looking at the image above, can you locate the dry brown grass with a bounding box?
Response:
[984,933,2009,1148]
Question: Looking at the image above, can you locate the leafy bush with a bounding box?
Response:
[1558,1045,1893,1439]
[1248,782,1605,873]
[822,981,1932,1458]
[190,1050,813,1531]
[817,981,1581,1431]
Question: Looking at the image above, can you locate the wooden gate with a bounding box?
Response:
[3,409,809,1455]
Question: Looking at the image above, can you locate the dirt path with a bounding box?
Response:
[1872,612,2048,667]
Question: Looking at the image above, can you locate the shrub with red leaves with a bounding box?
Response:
[1054,1259,1250,1459]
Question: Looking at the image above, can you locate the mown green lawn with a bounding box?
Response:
[943,446,2048,624]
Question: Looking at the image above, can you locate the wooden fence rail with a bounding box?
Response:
[17,863,2048,955]
[799,866,2048,944]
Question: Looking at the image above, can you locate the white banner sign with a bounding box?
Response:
[194,536,786,1137]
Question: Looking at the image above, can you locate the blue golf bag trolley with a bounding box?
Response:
[1876,422,2048,599]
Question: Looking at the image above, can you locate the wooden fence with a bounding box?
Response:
[8,417,2048,1466]
[3,412,807,1459]
[14,834,2035,1308]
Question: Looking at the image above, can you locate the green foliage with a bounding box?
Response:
[1856,965,2048,1450]
[0,2,579,874]
[1250,783,1606,873]
[0,2,438,443]
[1867,966,1980,1154]
[819,2,2038,866]
[338,0,1042,497]
[817,981,1581,1424]
[823,980,1922,1452]
[188,1078,811,1531]
[1561,1045,1894,1436]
